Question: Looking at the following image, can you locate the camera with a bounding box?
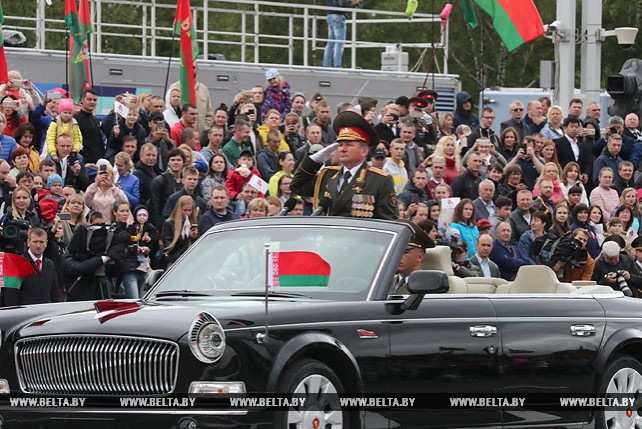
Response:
[156,121,164,132]
[609,126,618,134]
[615,270,633,297]
[614,27,638,50]
[0,218,30,253]
[11,79,24,88]
[68,151,78,164]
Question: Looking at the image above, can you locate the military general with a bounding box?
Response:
[291,110,399,220]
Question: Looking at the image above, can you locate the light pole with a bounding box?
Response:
[552,0,638,110]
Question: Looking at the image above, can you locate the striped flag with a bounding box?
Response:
[460,0,544,52]
[174,0,199,105]
[0,1,9,84]
[268,251,331,287]
[0,252,37,289]
[64,0,92,102]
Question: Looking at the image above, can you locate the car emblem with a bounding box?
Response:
[357,329,378,339]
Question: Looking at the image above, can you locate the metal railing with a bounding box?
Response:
[6,0,449,72]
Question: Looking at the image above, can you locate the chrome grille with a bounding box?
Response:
[15,335,179,395]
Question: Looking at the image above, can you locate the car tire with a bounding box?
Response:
[596,355,642,429]
[275,358,350,429]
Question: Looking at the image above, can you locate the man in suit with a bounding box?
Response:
[473,179,496,221]
[392,220,435,295]
[490,221,531,280]
[554,117,592,183]
[3,228,58,306]
[51,134,89,192]
[291,110,398,220]
[468,234,500,278]
[500,100,530,142]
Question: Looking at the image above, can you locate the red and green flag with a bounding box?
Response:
[64,0,92,103]
[0,252,37,289]
[268,251,331,287]
[0,1,9,84]
[460,0,544,52]
[174,0,199,105]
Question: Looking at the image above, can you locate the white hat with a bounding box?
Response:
[265,68,280,80]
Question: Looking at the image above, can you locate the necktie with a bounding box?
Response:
[339,170,352,192]
[36,259,41,272]
[396,276,406,292]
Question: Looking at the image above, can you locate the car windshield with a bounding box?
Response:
[150,225,394,301]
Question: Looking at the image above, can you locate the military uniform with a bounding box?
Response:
[391,219,435,295]
[291,157,399,220]
[291,110,399,220]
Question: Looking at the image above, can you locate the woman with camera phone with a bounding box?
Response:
[162,195,199,269]
[1,94,27,138]
[84,161,128,224]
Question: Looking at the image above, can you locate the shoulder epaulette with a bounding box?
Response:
[367,166,390,176]
[324,166,341,171]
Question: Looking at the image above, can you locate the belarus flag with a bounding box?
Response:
[0,252,37,289]
[268,251,331,287]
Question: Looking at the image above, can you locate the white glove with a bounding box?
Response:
[310,142,338,164]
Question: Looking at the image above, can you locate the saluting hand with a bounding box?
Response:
[310,142,338,164]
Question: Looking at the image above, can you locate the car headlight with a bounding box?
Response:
[189,312,226,363]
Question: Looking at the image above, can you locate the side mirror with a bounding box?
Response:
[144,269,165,290]
[387,270,449,315]
[407,270,449,294]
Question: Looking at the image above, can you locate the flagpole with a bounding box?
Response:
[65,28,69,96]
[163,31,176,100]
[88,41,94,86]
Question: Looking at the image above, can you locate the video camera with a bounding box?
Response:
[0,218,30,253]
[606,59,642,119]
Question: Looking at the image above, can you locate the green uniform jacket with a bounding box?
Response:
[291,156,399,220]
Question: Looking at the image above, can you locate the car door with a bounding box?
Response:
[490,295,606,427]
[386,295,503,428]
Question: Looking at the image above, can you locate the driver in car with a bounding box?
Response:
[391,220,434,295]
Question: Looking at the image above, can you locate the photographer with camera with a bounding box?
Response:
[449,240,481,278]
[561,228,595,282]
[592,239,642,297]
[375,104,401,144]
[592,116,636,164]
[63,212,123,301]
[0,190,34,256]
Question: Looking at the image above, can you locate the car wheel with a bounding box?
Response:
[596,356,642,429]
[275,358,348,429]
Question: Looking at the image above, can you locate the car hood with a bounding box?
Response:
[11,297,310,343]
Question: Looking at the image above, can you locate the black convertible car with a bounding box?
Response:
[1,217,642,428]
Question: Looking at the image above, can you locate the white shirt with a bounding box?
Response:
[338,164,361,191]
[60,156,69,182]
[28,250,42,270]
[565,134,580,161]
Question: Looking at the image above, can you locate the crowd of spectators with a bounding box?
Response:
[1,64,642,307]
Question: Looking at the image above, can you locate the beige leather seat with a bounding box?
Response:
[464,277,508,294]
[495,265,577,294]
[423,246,467,293]
[572,285,619,295]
